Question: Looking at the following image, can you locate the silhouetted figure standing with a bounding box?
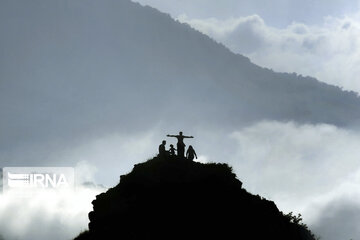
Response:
[167,131,194,158]
[186,145,197,161]
[158,140,167,156]
[169,144,176,156]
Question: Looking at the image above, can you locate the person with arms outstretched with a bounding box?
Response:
[167,131,193,158]
[186,145,197,161]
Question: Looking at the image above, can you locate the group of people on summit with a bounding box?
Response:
[158,131,198,161]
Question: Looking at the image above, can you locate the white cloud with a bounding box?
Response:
[227,121,360,233]
[0,128,167,240]
[0,188,102,240]
[178,13,360,93]
[194,155,209,164]
[0,162,106,240]
[2,123,360,240]
[75,160,98,184]
[56,130,162,186]
[310,196,360,240]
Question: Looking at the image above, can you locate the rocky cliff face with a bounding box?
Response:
[74,156,316,240]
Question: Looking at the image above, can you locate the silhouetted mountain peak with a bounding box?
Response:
[74,156,316,240]
[120,156,238,187]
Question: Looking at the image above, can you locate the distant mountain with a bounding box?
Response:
[1,0,360,150]
[74,156,316,240]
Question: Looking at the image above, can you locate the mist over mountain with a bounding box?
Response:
[1,0,360,155]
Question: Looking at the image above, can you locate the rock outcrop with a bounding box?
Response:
[75,155,316,240]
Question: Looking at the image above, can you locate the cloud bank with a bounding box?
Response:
[178,13,360,93]
[0,162,105,240]
[2,122,360,240]
[228,121,360,240]
[311,196,360,240]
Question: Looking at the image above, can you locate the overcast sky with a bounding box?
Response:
[1,1,360,240]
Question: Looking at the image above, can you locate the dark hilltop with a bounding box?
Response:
[74,155,317,240]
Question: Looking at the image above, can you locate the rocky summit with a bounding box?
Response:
[75,155,316,240]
